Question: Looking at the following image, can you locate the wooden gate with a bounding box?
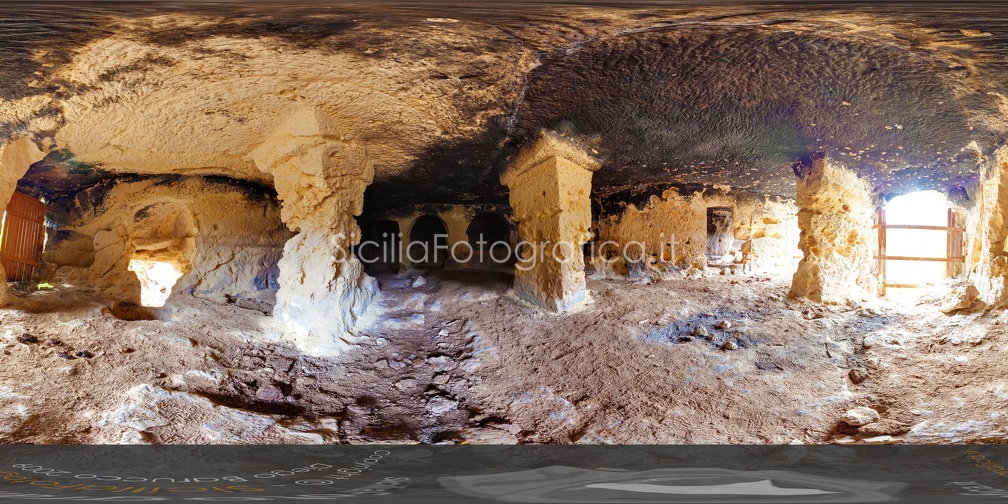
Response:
[0,192,46,282]
[875,207,964,294]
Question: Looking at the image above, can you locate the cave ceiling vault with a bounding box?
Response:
[1,4,1007,210]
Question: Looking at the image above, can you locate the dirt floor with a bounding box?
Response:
[1,265,1006,445]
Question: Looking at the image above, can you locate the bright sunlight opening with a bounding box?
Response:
[129,259,184,307]
[884,190,950,290]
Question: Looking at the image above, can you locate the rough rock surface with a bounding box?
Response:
[4,4,1008,207]
[44,176,290,311]
[968,147,1008,304]
[249,110,379,354]
[503,132,599,312]
[595,186,799,275]
[790,156,879,303]
[841,406,881,427]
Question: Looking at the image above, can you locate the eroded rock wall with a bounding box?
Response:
[789,156,879,303]
[502,132,599,312]
[0,138,46,305]
[966,146,1008,304]
[249,108,377,355]
[594,188,799,277]
[44,177,290,307]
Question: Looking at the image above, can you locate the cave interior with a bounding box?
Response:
[1,1,1008,445]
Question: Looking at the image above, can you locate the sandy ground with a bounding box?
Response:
[1,266,1006,445]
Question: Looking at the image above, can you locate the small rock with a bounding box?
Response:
[48,338,63,346]
[427,396,459,415]
[432,373,450,385]
[388,360,407,370]
[841,406,880,427]
[61,366,78,376]
[859,419,909,436]
[679,335,694,342]
[692,326,709,337]
[721,340,738,350]
[412,276,427,288]
[426,355,456,371]
[119,347,134,353]
[717,320,732,330]
[16,334,39,344]
[848,368,869,384]
[57,352,75,359]
[860,435,898,444]
[75,350,94,359]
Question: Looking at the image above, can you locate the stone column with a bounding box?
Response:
[501,131,600,312]
[0,138,46,306]
[969,146,1008,304]
[88,222,142,305]
[250,108,377,355]
[789,155,879,303]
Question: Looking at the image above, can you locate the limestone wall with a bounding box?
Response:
[789,156,879,303]
[44,177,291,307]
[593,187,800,278]
[965,146,1008,304]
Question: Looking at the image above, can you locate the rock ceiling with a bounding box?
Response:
[2,2,1007,209]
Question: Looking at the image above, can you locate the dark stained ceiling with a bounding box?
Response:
[3,2,1008,209]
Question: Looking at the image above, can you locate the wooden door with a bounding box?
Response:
[0,192,46,282]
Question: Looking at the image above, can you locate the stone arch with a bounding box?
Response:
[128,200,196,307]
[408,215,448,269]
[466,212,514,265]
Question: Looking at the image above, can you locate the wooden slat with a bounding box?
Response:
[873,224,965,231]
[875,255,965,263]
[1,192,46,282]
[877,208,886,296]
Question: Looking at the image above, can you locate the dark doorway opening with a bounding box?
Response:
[408,215,448,269]
[466,212,513,266]
[706,206,734,258]
[355,220,401,273]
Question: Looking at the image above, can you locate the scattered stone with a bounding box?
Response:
[412,276,427,288]
[61,366,78,376]
[679,335,694,342]
[388,359,407,370]
[432,373,450,385]
[427,396,459,415]
[848,368,869,384]
[860,435,898,444]
[119,347,135,353]
[859,419,909,436]
[57,352,75,359]
[16,334,39,344]
[841,406,880,426]
[692,326,709,337]
[717,320,732,330]
[943,284,985,315]
[75,350,94,359]
[393,378,416,391]
[721,340,738,351]
[48,338,63,346]
[426,355,456,371]
[830,434,857,444]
